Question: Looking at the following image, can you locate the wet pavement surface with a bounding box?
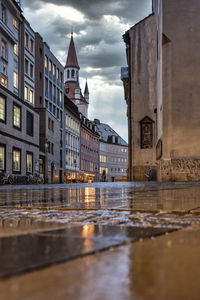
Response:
[0,182,200,299]
[0,225,174,278]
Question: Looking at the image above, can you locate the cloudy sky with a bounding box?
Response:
[22,0,152,142]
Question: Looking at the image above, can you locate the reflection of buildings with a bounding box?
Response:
[35,33,64,183]
[94,119,128,182]
[64,95,81,182]
[122,0,200,182]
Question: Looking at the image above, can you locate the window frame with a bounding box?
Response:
[13,102,21,130]
[0,143,6,171]
[26,110,34,137]
[13,71,18,89]
[12,147,21,174]
[26,151,33,174]
[0,94,6,124]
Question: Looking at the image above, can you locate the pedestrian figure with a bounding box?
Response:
[145,167,152,181]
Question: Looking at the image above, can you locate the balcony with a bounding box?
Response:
[121,67,128,80]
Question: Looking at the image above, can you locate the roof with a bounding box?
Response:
[64,95,80,119]
[65,34,80,69]
[94,120,128,146]
[84,81,89,94]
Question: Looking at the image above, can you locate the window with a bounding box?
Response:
[57,68,59,80]
[0,95,6,122]
[71,69,75,78]
[13,17,18,29]
[24,86,28,100]
[13,71,18,89]
[59,91,62,106]
[30,39,33,52]
[49,60,52,72]
[26,152,33,173]
[25,33,29,48]
[29,90,34,104]
[60,72,63,83]
[100,155,106,163]
[45,56,48,69]
[13,104,21,129]
[25,59,28,74]
[67,70,69,78]
[0,145,5,170]
[1,5,6,23]
[1,75,7,88]
[14,43,18,55]
[13,148,21,173]
[1,40,6,59]
[53,64,56,76]
[26,111,34,136]
[30,64,33,78]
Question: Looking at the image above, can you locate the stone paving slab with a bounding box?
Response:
[0,226,199,300]
[0,225,174,278]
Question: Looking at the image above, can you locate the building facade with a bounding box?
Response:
[0,0,40,181]
[94,119,128,182]
[80,116,99,182]
[35,33,64,183]
[64,95,81,182]
[122,0,200,182]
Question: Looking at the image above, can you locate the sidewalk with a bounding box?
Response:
[0,224,199,300]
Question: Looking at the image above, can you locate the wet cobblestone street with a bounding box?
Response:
[1,182,200,299]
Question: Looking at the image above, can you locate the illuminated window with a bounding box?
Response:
[29,90,34,104]
[1,75,7,88]
[13,71,18,89]
[13,104,21,129]
[0,96,5,122]
[45,56,48,69]
[13,148,21,172]
[1,40,6,59]
[53,64,56,76]
[0,145,5,170]
[49,60,52,72]
[26,152,33,173]
[24,86,28,100]
[100,155,106,163]
[13,17,18,28]
[14,43,18,55]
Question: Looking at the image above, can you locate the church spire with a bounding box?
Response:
[84,80,89,103]
[65,32,80,69]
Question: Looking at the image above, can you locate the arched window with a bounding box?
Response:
[71,69,75,78]
[67,70,69,78]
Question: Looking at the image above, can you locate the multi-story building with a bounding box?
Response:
[80,116,99,182]
[94,119,128,182]
[122,0,200,182]
[64,95,81,182]
[0,0,40,181]
[35,33,64,183]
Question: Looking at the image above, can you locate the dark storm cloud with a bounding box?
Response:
[23,0,151,23]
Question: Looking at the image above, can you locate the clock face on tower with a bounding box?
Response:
[65,86,69,94]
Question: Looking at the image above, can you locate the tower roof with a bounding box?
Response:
[84,81,89,94]
[65,33,80,69]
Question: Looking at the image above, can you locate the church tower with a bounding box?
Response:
[64,33,89,117]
